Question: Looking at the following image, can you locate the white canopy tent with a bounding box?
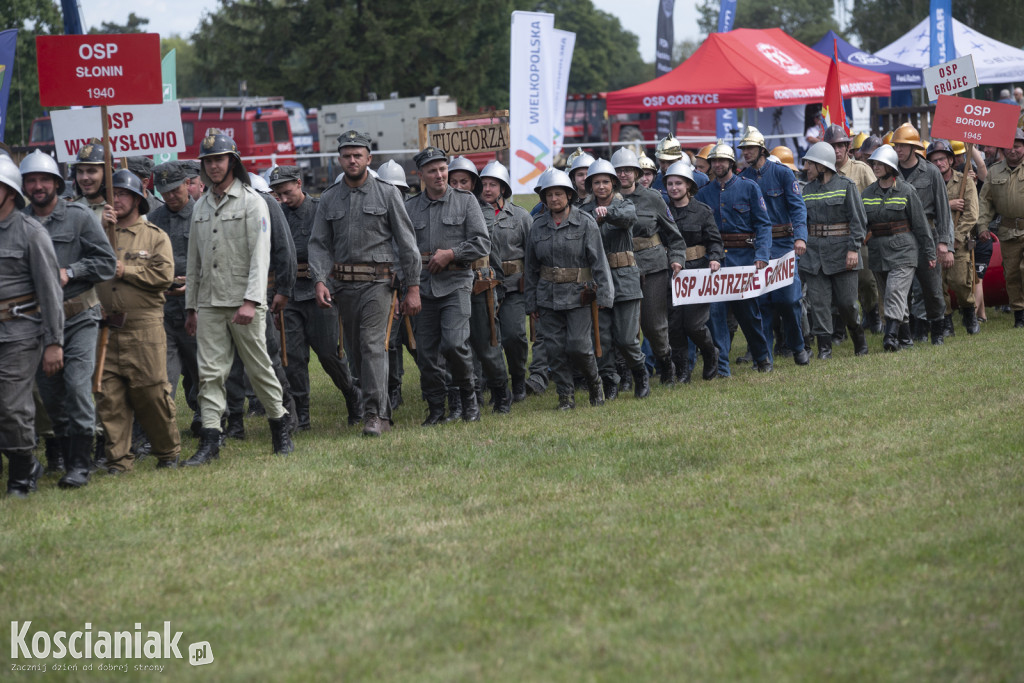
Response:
[876,17,1024,84]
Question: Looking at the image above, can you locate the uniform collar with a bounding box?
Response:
[116,217,145,235]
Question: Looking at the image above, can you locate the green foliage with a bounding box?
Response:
[697,0,839,45]
[850,0,1024,55]
[0,0,62,145]
[88,11,150,34]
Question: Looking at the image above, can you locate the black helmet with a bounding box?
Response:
[925,139,955,161]
[198,128,248,186]
[859,135,883,157]
[112,169,149,215]
[823,124,852,145]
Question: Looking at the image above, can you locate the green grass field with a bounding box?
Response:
[2,310,1022,682]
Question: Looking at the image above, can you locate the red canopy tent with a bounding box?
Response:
[606,28,891,114]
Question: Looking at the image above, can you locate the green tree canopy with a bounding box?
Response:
[1,0,62,146]
[89,12,149,34]
[697,0,838,46]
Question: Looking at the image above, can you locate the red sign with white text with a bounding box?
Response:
[36,33,162,107]
[930,95,1020,148]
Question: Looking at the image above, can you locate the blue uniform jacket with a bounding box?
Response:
[695,174,772,265]
[739,161,807,258]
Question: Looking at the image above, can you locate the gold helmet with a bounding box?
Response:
[655,134,683,161]
[851,132,868,151]
[891,122,925,149]
[696,143,715,159]
[882,130,894,146]
[638,151,657,172]
[706,139,736,162]
[950,140,967,155]
[769,145,798,172]
[738,125,767,150]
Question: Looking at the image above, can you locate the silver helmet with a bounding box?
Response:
[802,141,837,173]
[479,160,512,199]
[377,159,409,190]
[610,147,641,173]
[248,172,271,193]
[569,151,596,176]
[664,160,698,194]
[584,158,619,193]
[19,149,66,195]
[532,168,555,195]
[448,155,480,193]
[868,145,899,173]
[0,155,27,210]
[538,168,577,205]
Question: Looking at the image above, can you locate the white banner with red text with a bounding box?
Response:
[51,102,185,163]
[671,251,796,305]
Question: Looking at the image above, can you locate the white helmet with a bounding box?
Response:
[663,160,698,193]
[610,147,641,173]
[537,168,577,205]
[377,159,409,190]
[479,160,512,199]
[0,156,27,209]
[802,141,837,173]
[868,145,899,174]
[248,172,271,193]
[584,158,619,193]
[19,150,66,195]
[569,151,596,176]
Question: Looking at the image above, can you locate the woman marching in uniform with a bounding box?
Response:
[861,145,936,351]
[664,161,723,382]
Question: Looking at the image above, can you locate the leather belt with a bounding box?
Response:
[0,293,37,322]
[866,221,909,239]
[296,262,311,279]
[632,234,662,251]
[63,289,99,319]
[721,233,754,248]
[771,223,794,238]
[502,259,524,275]
[685,245,707,261]
[606,251,636,269]
[809,222,851,237]
[331,262,394,282]
[540,266,593,284]
[420,252,488,271]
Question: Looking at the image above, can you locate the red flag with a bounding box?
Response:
[821,38,848,134]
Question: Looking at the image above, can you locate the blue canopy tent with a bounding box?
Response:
[812,30,920,109]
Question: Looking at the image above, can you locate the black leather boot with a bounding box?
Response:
[1015,310,1024,328]
[443,387,462,423]
[603,377,618,401]
[632,365,651,398]
[225,412,246,440]
[960,306,979,335]
[657,355,675,386]
[930,319,945,345]
[943,313,955,337]
[491,384,512,414]
[184,429,221,466]
[246,396,265,417]
[557,394,575,410]
[676,357,692,384]
[344,385,363,426]
[44,437,66,474]
[269,417,295,455]
[882,318,900,352]
[898,321,915,349]
[294,396,311,431]
[588,378,605,407]
[510,376,527,403]
[701,346,720,380]
[616,357,631,392]
[460,389,481,422]
[831,314,847,344]
[389,386,403,411]
[816,335,832,360]
[911,316,929,342]
[58,436,94,489]
[6,450,43,497]
[849,325,869,356]
[91,432,107,472]
[421,401,446,426]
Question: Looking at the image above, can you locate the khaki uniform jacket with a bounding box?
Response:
[862,179,935,271]
[801,174,867,275]
[0,211,64,346]
[404,186,489,299]
[977,160,1024,240]
[186,179,271,309]
[580,195,640,302]
[837,156,876,193]
[944,169,978,247]
[525,206,614,312]
[95,217,174,325]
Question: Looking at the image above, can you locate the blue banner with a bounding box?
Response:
[716,0,738,142]
[929,0,954,67]
[0,29,17,143]
[655,0,675,138]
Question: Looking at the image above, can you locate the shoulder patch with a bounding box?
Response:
[759,196,767,212]
[792,181,801,195]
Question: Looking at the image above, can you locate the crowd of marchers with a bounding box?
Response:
[1,117,1022,497]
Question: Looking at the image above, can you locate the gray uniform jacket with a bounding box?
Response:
[148,197,194,317]
[308,175,420,292]
[525,206,614,312]
[801,175,867,276]
[404,186,489,299]
[0,211,64,346]
[186,179,271,310]
[490,200,532,292]
[621,185,686,275]
[282,193,319,302]
[669,199,724,267]
[259,191,297,300]
[862,179,935,270]
[24,200,116,305]
[580,195,641,302]
[902,157,955,247]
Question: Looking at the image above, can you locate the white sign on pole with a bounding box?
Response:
[851,97,871,134]
[922,54,978,103]
[51,102,185,163]
[510,11,556,195]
